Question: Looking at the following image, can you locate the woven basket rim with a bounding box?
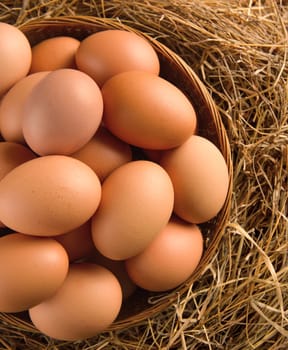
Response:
[3,15,233,332]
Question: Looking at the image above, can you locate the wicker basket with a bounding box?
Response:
[2,16,232,333]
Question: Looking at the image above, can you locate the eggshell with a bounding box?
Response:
[125,217,203,292]
[29,263,122,340]
[142,148,163,163]
[0,141,36,180]
[0,155,101,236]
[55,220,95,262]
[0,233,69,313]
[87,250,137,299]
[30,36,80,73]
[160,135,229,223]
[22,69,103,156]
[75,29,160,87]
[91,160,174,260]
[102,71,197,149]
[0,71,49,143]
[71,126,132,182]
[0,23,32,95]
[0,141,36,227]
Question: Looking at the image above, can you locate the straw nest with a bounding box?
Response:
[0,1,287,349]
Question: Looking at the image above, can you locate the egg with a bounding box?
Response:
[91,160,174,260]
[55,220,95,262]
[30,36,80,73]
[0,23,32,95]
[160,135,229,223]
[0,141,36,180]
[71,126,132,182]
[125,216,203,292]
[29,263,122,340]
[0,141,36,227]
[0,233,69,312]
[87,250,137,299]
[75,29,160,87]
[142,148,163,163]
[0,155,101,236]
[0,71,49,143]
[101,71,197,149]
[22,69,103,156]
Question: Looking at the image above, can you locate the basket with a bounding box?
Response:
[1,16,233,333]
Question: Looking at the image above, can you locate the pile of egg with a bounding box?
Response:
[0,22,229,340]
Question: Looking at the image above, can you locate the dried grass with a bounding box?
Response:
[0,1,288,349]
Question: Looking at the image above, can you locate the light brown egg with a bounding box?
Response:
[71,126,132,182]
[0,233,69,313]
[75,29,160,87]
[0,23,32,95]
[91,160,174,260]
[102,71,197,149]
[0,155,101,236]
[29,263,122,340]
[55,220,95,262]
[125,216,203,292]
[160,135,229,223]
[22,69,103,156]
[0,71,49,143]
[30,36,80,73]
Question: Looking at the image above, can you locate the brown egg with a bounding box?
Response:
[125,216,203,292]
[0,23,32,95]
[0,141,36,227]
[0,71,49,143]
[0,141,36,180]
[0,155,101,236]
[55,220,95,262]
[87,250,137,299]
[91,160,174,260]
[29,263,122,340]
[71,126,132,182]
[22,69,103,156]
[75,29,160,87]
[0,233,69,313]
[102,71,197,149]
[160,135,229,223]
[142,148,163,163]
[30,36,80,73]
